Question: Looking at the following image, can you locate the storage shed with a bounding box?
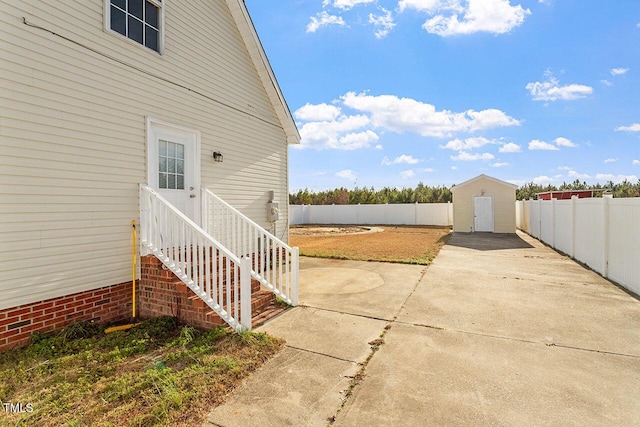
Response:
[451,174,517,233]
[536,190,596,200]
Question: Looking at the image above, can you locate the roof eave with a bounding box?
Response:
[451,174,518,191]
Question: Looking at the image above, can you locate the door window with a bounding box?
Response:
[158,139,185,190]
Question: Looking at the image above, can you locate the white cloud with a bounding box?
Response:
[526,72,593,101]
[499,142,521,153]
[567,169,590,179]
[294,103,342,121]
[338,130,380,149]
[554,137,577,147]
[532,175,554,185]
[451,166,458,170]
[595,174,639,184]
[369,8,396,39]
[610,67,629,76]
[374,144,384,150]
[400,0,530,36]
[492,162,509,167]
[295,92,519,149]
[601,79,613,87]
[306,11,347,33]
[633,160,640,166]
[342,92,519,137]
[441,136,494,151]
[604,158,617,164]
[332,0,376,9]
[381,154,421,165]
[296,113,372,150]
[336,169,358,181]
[401,170,416,179]
[398,0,447,13]
[529,139,559,151]
[450,152,494,161]
[615,123,640,132]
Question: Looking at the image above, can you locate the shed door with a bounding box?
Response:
[147,119,200,223]
[474,196,494,232]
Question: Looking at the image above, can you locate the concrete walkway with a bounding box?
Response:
[205,231,640,426]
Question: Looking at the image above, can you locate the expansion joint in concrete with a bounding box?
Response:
[327,271,428,425]
[284,344,357,364]
[298,304,392,323]
[407,323,640,359]
[548,343,640,359]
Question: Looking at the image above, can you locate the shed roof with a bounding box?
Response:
[226,0,300,144]
[451,174,518,192]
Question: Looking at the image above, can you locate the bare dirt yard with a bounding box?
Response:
[290,225,451,265]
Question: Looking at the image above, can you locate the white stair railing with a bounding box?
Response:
[140,185,252,331]
[202,188,299,306]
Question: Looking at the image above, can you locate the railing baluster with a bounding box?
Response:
[278,243,284,296]
[218,248,223,307]
[141,185,299,334]
[199,188,299,306]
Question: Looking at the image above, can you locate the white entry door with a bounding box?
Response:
[147,118,201,223]
[473,196,494,232]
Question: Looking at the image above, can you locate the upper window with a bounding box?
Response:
[158,140,185,190]
[107,0,163,53]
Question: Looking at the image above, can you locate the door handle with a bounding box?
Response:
[189,194,196,198]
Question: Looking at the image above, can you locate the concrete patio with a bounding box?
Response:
[205,231,640,426]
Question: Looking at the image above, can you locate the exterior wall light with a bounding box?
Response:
[212,151,223,162]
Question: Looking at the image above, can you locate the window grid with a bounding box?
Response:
[110,0,161,52]
[158,140,185,190]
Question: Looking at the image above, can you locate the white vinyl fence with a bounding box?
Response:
[516,196,640,296]
[290,203,453,227]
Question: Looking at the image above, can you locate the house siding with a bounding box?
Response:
[1,0,291,310]
[452,176,516,233]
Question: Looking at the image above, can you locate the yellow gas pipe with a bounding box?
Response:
[105,220,140,334]
[131,219,137,319]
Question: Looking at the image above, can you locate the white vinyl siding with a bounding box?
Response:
[1,0,291,309]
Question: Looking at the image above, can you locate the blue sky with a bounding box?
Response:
[245,0,640,191]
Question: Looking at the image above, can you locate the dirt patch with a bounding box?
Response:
[290,225,451,265]
[290,225,383,236]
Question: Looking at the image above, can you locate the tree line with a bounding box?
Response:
[516,179,640,200]
[289,179,640,205]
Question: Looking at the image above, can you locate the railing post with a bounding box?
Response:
[291,247,299,306]
[240,256,252,331]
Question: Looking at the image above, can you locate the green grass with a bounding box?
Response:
[0,317,282,427]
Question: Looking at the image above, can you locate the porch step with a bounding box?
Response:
[202,289,287,329]
[250,294,288,328]
[141,254,287,330]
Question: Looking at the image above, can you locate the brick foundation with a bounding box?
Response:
[138,255,267,330]
[0,282,132,352]
[0,252,283,352]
